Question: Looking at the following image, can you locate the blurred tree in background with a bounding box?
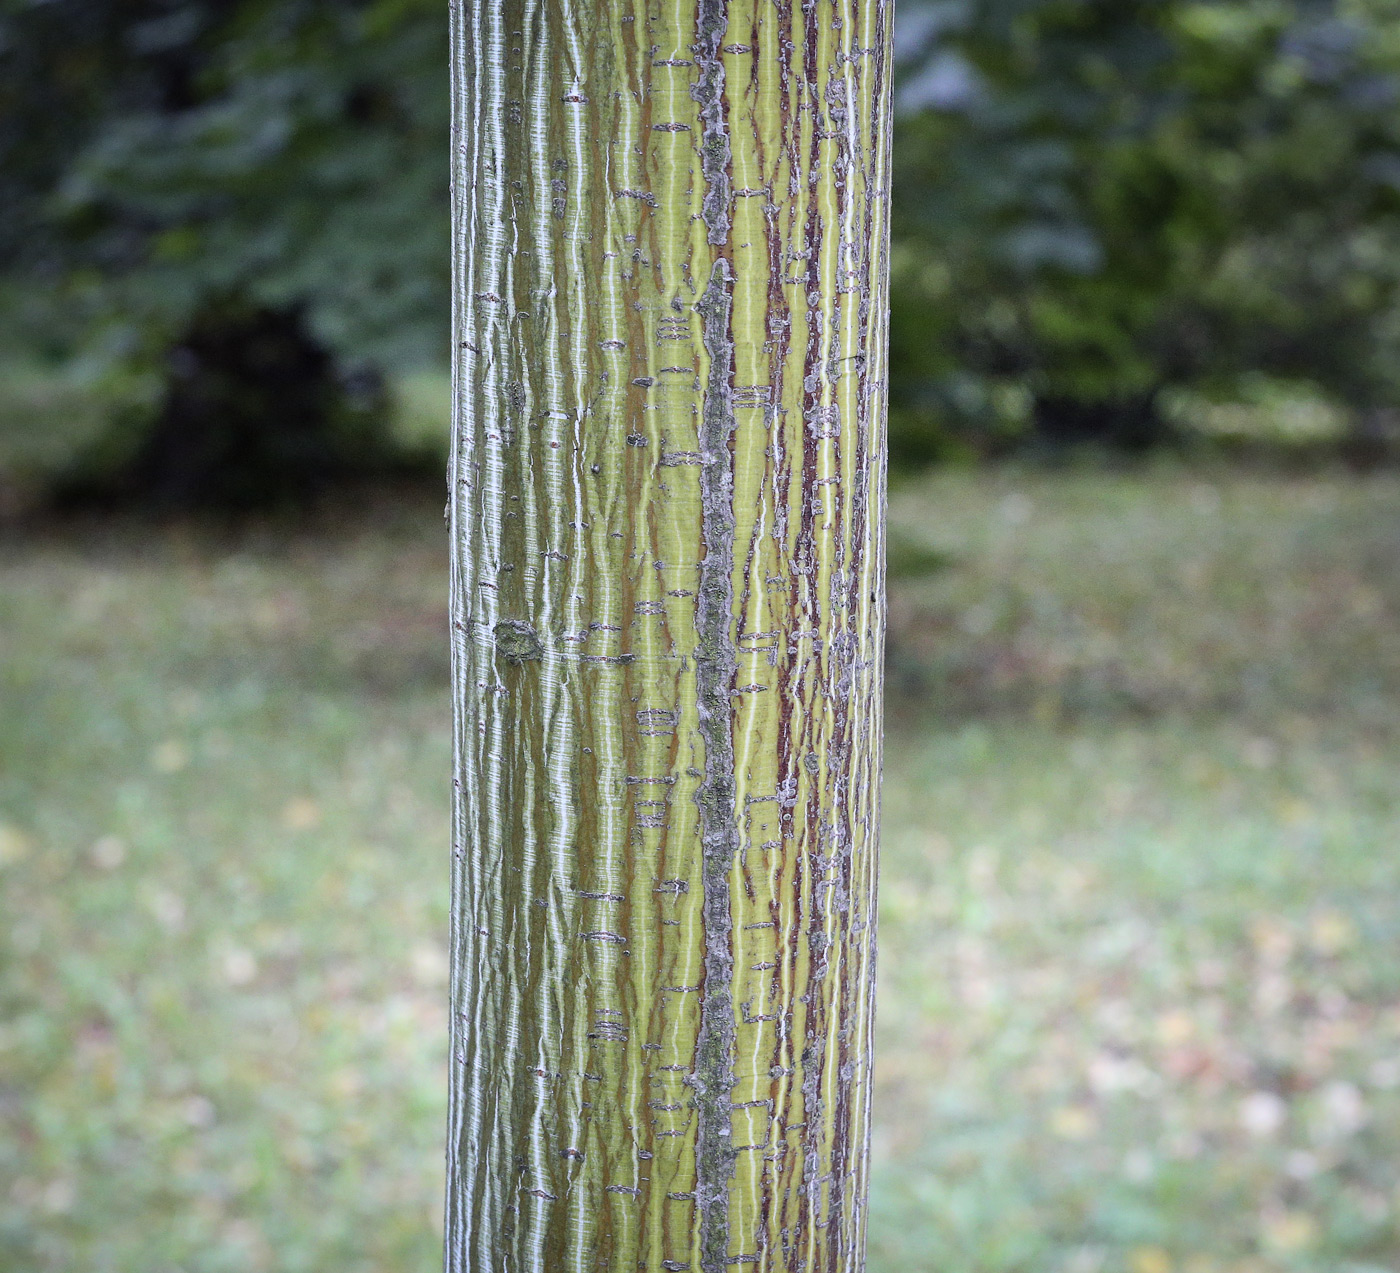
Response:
[3,0,1400,503]
[890,0,1400,461]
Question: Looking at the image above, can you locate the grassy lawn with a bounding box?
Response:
[3,468,1400,1271]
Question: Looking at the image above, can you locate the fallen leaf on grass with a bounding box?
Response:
[0,823,32,867]
[91,835,126,869]
[1314,1080,1367,1139]
[1260,1210,1318,1253]
[147,888,186,932]
[151,740,190,773]
[1309,910,1357,957]
[1250,918,1295,967]
[1156,1010,1196,1046]
[1128,1246,1172,1273]
[410,943,448,987]
[281,797,322,831]
[221,946,258,986]
[1050,1105,1098,1140]
[1239,1090,1287,1137]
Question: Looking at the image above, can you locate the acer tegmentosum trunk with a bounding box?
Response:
[447,4,891,1269]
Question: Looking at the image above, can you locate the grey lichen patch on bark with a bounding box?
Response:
[494,619,545,665]
[691,257,739,1273]
[691,0,732,247]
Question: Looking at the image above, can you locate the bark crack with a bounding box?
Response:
[691,0,731,246]
[692,257,739,1273]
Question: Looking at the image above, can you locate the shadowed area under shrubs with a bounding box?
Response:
[55,301,424,514]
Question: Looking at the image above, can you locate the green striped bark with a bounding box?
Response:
[447,3,891,1270]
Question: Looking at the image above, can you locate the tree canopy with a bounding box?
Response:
[889,0,1400,456]
[4,0,1400,488]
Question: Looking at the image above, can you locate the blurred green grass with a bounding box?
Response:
[4,469,1400,1272]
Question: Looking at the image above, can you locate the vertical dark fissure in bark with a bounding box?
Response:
[692,257,739,1273]
[691,0,731,245]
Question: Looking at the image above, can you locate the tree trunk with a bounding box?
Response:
[447,4,891,1270]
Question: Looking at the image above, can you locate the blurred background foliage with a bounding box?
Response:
[888,0,1400,462]
[0,0,450,509]
[4,0,1400,507]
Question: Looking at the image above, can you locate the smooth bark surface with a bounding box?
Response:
[447,3,891,1269]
